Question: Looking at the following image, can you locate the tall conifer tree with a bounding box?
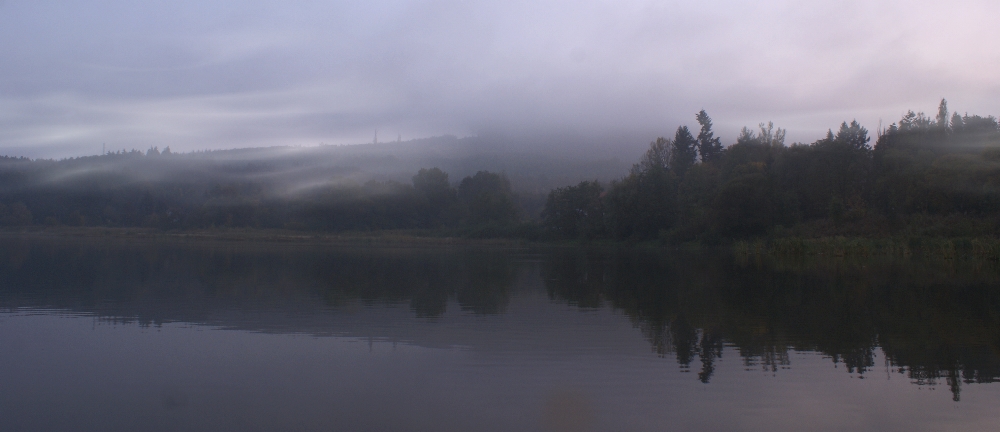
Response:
[936,99,950,130]
[696,110,723,163]
[670,126,698,176]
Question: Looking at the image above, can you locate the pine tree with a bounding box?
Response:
[834,120,870,151]
[936,99,949,130]
[635,137,671,174]
[670,126,698,176]
[696,110,723,163]
[950,112,964,134]
[757,122,786,147]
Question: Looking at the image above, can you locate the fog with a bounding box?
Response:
[1,0,999,158]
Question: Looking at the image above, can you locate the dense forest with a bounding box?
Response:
[544,100,1000,242]
[0,99,998,241]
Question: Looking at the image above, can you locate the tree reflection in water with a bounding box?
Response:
[541,248,1000,401]
[0,237,998,401]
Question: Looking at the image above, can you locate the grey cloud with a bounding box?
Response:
[1,0,998,157]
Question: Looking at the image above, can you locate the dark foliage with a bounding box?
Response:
[670,126,698,176]
[696,110,724,163]
[457,171,519,225]
[604,139,679,239]
[413,167,458,227]
[540,102,1000,241]
[541,180,605,239]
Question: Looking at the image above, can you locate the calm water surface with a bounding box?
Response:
[1,236,999,431]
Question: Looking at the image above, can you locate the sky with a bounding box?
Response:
[0,0,998,158]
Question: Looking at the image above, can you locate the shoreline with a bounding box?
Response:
[1,226,999,261]
[0,226,534,248]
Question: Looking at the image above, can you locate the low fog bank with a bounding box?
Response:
[5,133,640,194]
[0,133,638,231]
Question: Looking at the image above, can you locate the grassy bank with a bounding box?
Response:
[734,236,1000,260]
[0,226,535,247]
[6,225,1000,261]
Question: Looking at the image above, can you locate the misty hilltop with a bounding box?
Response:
[0,133,635,232]
[3,133,636,193]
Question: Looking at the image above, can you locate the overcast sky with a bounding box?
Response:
[1,0,998,158]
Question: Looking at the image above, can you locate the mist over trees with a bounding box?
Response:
[0,144,532,233]
[0,100,997,240]
[0,136,609,234]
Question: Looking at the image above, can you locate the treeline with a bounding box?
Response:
[543,100,1000,242]
[1,99,998,240]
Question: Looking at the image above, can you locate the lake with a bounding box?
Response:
[1,235,999,431]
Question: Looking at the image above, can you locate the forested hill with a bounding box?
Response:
[10,134,632,193]
[0,135,631,231]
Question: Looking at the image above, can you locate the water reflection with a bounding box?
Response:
[0,237,519,323]
[1,236,999,403]
[541,248,1000,400]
